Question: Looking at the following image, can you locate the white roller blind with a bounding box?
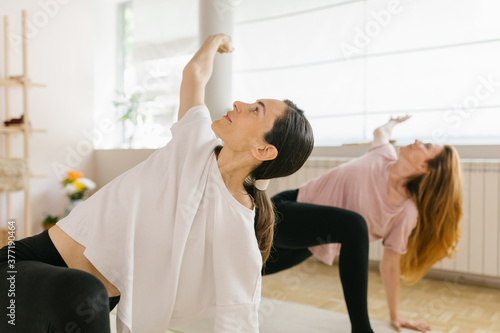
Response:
[132,0,198,61]
[233,0,500,146]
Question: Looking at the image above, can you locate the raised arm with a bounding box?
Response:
[178,34,233,121]
[372,115,411,146]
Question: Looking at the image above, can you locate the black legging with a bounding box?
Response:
[263,190,373,333]
[0,229,120,332]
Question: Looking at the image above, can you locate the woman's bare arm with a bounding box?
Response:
[372,115,410,146]
[178,34,233,121]
[380,247,431,332]
[48,226,121,297]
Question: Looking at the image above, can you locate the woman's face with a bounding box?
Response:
[398,139,444,174]
[212,99,286,159]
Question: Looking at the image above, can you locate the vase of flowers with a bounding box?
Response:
[61,170,96,216]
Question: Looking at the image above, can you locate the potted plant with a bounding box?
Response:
[113,91,158,148]
[42,214,59,230]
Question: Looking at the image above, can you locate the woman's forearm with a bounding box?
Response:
[373,119,398,139]
[380,262,400,320]
[380,248,402,321]
[372,115,410,145]
[184,35,224,87]
[178,34,232,120]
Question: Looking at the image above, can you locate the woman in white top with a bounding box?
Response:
[0,34,314,333]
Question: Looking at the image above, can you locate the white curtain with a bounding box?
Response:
[132,0,199,62]
[233,0,500,146]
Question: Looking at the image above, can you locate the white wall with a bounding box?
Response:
[0,0,96,236]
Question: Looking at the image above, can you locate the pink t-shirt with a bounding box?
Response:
[297,144,418,265]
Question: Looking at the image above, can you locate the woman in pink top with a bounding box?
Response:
[263,116,463,333]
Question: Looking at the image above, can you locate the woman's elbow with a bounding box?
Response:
[380,261,399,275]
[380,252,401,272]
[182,63,197,78]
[183,63,207,83]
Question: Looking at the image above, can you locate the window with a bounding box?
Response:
[233,0,500,146]
[115,0,198,148]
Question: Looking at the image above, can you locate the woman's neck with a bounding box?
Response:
[216,146,257,205]
[387,161,414,204]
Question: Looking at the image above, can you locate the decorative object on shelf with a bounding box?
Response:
[42,214,59,230]
[61,170,96,215]
[113,91,158,148]
[3,114,25,126]
[0,158,28,192]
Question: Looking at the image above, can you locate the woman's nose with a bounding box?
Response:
[233,101,242,113]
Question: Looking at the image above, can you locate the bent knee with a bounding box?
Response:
[345,211,369,239]
[45,269,111,330]
[49,268,109,312]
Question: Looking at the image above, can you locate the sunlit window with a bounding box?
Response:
[233,0,500,146]
[116,0,197,149]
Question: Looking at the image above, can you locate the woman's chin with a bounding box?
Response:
[211,121,226,141]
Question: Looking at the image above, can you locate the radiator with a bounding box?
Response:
[267,157,500,278]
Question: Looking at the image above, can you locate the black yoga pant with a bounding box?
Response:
[0,229,120,332]
[264,190,373,333]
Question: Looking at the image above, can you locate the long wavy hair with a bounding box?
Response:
[400,145,463,284]
[216,99,314,265]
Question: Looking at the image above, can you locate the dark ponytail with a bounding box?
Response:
[243,177,275,264]
[248,100,314,264]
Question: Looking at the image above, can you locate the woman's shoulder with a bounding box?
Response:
[171,104,211,133]
[397,199,419,223]
[167,104,219,154]
[367,143,397,158]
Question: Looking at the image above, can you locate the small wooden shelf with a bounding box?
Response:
[1,11,46,238]
[0,78,46,88]
[0,126,46,134]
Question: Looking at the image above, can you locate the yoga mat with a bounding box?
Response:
[110,298,441,333]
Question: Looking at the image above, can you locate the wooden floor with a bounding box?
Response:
[262,258,500,333]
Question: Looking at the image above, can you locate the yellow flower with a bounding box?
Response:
[72,181,86,193]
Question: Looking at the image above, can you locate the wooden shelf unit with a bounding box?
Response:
[1,10,46,238]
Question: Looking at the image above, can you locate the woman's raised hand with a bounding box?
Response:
[213,34,234,54]
[389,115,411,124]
[373,114,411,145]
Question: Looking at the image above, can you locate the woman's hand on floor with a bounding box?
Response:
[391,317,431,332]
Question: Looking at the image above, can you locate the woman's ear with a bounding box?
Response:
[418,161,429,174]
[251,144,278,162]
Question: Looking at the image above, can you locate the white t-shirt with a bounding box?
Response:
[57,105,262,333]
